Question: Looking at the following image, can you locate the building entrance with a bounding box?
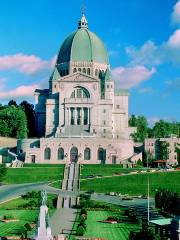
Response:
[70,147,78,163]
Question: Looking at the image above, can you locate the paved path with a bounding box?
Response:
[0,183,79,204]
[50,208,77,236]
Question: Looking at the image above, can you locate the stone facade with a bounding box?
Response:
[145,138,180,166]
[17,13,136,164]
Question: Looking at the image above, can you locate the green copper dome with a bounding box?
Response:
[57,15,109,65]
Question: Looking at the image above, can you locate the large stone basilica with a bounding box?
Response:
[17,13,137,165]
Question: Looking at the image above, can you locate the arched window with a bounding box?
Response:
[58,148,64,160]
[83,68,86,74]
[97,148,106,164]
[95,69,98,76]
[73,68,77,73]
[87,68,90,75]
[70,87,90,99]
[84,148,91,160]
[78,68,81,72]
[44,148,51,160]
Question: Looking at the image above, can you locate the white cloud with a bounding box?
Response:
[0,53,55,75]
[112,65,156,89]
[171,1,180,25]
[0,84,39,100]
[167,29,180,48]
[126,41,162,66]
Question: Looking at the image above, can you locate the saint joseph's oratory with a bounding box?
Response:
[17,13,138,165]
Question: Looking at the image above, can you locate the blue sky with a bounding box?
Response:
[0,0,179,124]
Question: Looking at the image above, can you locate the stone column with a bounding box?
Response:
[82,107,84,125]
[69,108,71,125]
[74,108,77,125]
[88,108,90,125]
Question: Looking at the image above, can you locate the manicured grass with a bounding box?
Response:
[49,180,62,189]
[0,210,38,237]
[0,194,57,237]
[81,164,146,178]
[4,165,65,184]
[81,171,180,196]
[84,211,139,240]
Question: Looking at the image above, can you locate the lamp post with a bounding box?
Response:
[147,156,150,226]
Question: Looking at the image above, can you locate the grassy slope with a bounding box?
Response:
[81,171,180,196]
[84,211,139,240]
[81,165,146,178]
[4,165,65,184]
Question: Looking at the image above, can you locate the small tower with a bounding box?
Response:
[104,68,114,100]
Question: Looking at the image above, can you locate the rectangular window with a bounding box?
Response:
[116,105,120,109]
[103,129,106,133]
[103,121,106,125]
[103,109,106,113]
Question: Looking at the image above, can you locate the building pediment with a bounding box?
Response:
[59,72,99,83]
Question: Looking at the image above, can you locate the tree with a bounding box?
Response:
[155,189,180,215]
[76,225,85,236]
[8,100,17,107]
[129,115,148,142]
[0,164,7,183]
[24,223,32,238]
[0,106,28,138]
[129,227,160,240]
[176,144,180,165]
[152,120,171,138]
[20,101,35,137]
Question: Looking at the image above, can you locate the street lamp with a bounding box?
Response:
[147,156,150,226]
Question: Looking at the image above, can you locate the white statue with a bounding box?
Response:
[35,191,53,240]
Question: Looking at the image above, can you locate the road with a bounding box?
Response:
[0,182,79,204]
[91,193,164,220]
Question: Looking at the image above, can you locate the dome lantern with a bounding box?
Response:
[78,14,88,29]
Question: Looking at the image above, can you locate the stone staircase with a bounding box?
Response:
[55,125,93,138]
[57,163,80,209]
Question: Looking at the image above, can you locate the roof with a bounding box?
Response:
[154,160,167,163]
[115,89,129,96]
[57,15,109,65]
[150,218,172,226]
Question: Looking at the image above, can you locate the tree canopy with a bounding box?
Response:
[0,100,36,138]
[129,115,180,142]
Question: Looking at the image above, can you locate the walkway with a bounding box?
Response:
[50,163,80,237]
[91,193,164,221]
[50,208,77,236]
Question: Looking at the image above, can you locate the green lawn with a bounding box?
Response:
[81,171,180,196]
[84,211,139,240]
[81,165,146,178]
[4,165,65,184]
[0,209,38,237]
[0,194,57,237]
[49,180,62,189]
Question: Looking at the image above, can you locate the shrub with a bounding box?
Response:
[76,225,85,236]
